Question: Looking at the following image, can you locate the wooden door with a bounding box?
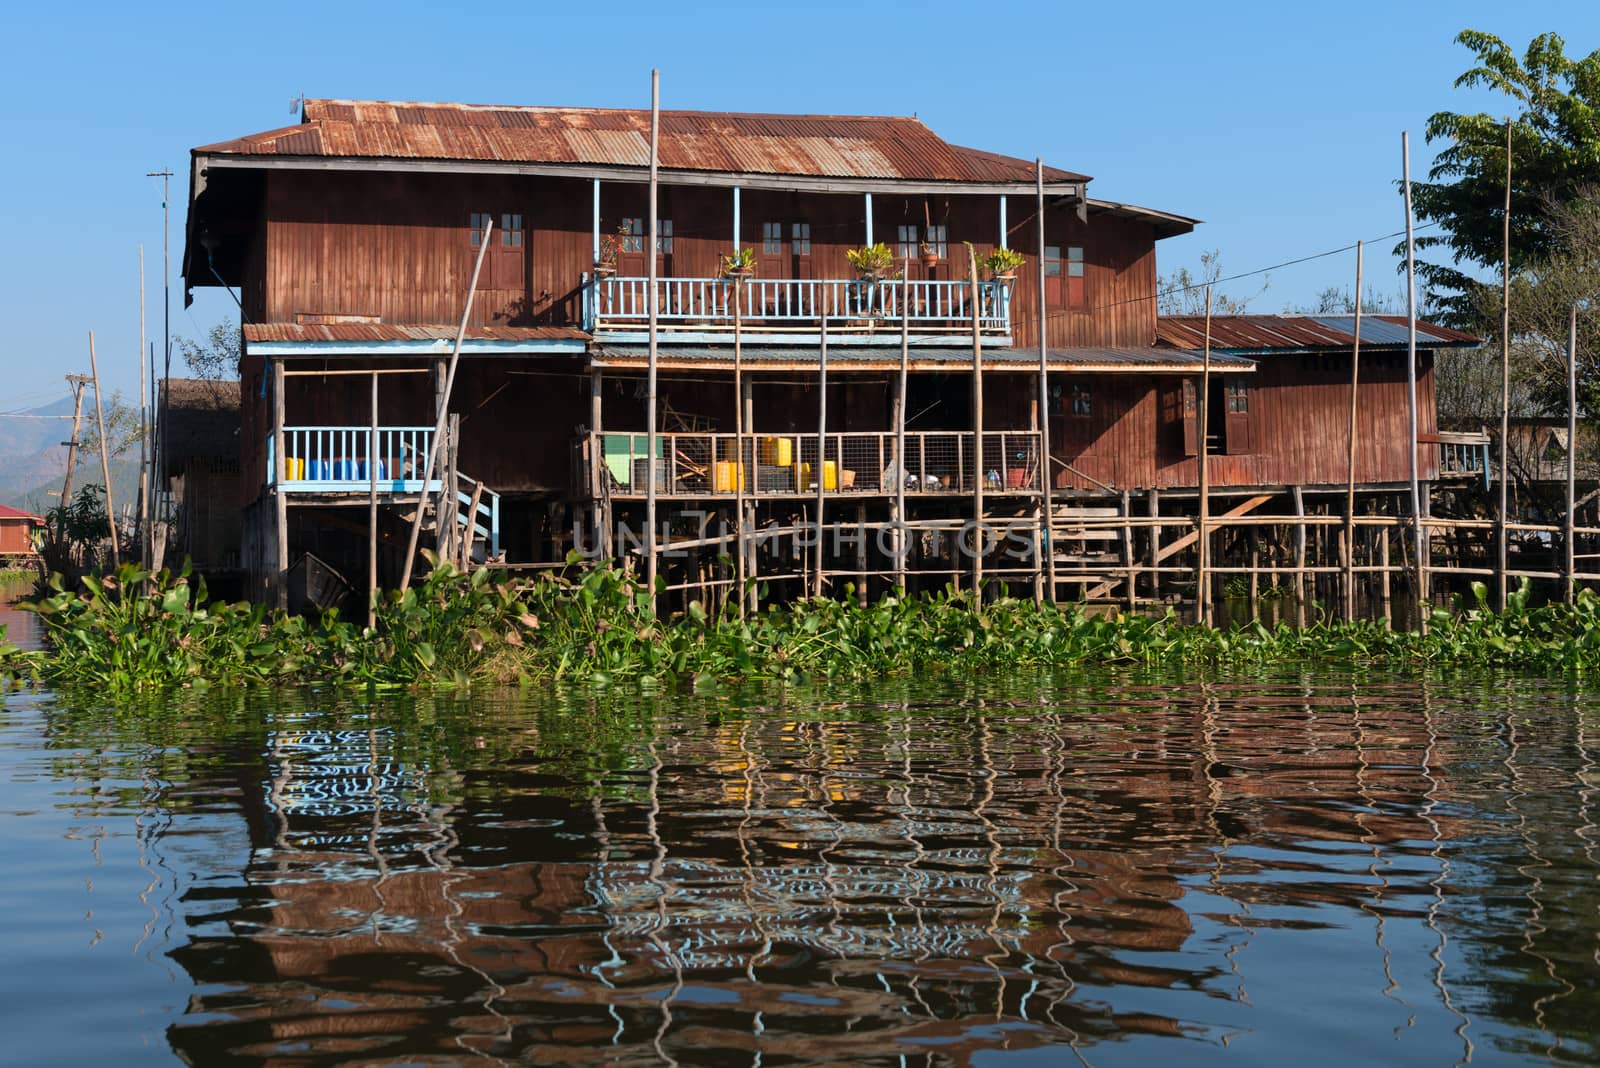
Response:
[493,212,525,295]
[1223,376,1253,454]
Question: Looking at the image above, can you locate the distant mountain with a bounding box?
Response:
[0,396,141,516]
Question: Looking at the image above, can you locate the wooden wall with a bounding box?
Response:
[1052,351,1440,492]
[259,171,1159,348]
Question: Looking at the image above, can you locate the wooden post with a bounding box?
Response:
[1380,519,1393,629]
[1148,489,1162,603]
[1497,118,1513,609]
[814,305,829,598]
[1344,242,1363,623]
[272,357,288,609]
[87,331,120,567]
[1248,528,1261,621]
[367,370,378,628]
[1567,304,1579,603]
[1293,484,1307,629]
[968,242,985,592]
[399,218,491,592]
[645,69,662,606]
[1121,488,1135,611]
[856,503,868,606]
[1197,288,1213,625]
[1036,160,1058,603]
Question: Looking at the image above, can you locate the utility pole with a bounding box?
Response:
[60,375,90,512]
[89,331,120,567]
[138,244,150,568]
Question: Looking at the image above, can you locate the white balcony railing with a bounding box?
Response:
[587,276,1013,336]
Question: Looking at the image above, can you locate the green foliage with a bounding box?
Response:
[1156,250,1269,316]
[720,247,757,276]
[846,243,895,276]
[1411,29,1600,325]
[175,320,243,380]
[982,248,1026,277]
[15,560,1600,694]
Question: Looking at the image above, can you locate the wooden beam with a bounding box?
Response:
[1081,493,1272,601]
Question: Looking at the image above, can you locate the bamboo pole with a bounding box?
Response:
[1197,288,1212,625]
[895,264,909,595]
[398,218,492,592]
[1293,484,1307,628]
[368,370,378,628]
[1567,304,1579,603]
[138,245,149,568]
[968,242,985,592]
[742,376,756,613]
[1148,489,1162,603]
[733,273,746,616]
[88,331,120,567]
[1497,118,1513,609]
[1036,160,1057,602]
[645,69,661,605]
[1402,131,1427,632]
[814,301,829,598]
[1344,241,1364,622]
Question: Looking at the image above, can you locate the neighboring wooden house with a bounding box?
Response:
[158,378,242,574]
[0,504,43,559]
[181,99,1478,607]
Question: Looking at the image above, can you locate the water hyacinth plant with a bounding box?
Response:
[11,558,1600,693]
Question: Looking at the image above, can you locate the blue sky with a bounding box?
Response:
[1,0,1595,408]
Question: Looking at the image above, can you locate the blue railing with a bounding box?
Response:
[591,276,1012,335]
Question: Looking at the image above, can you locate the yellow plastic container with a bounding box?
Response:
[759,436,794,467]
[713,461,746,492]
[795,461,838,491]
[284,457,305,481]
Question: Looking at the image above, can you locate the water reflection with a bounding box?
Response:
[6,673,1600,1066]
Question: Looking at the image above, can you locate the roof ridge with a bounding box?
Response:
[305,98,928,125]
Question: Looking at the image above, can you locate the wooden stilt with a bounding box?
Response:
[1035,161,1058,604]
[1148,489,1162,603]
[368,371,378,628]
[1121,489,1135,612]
[968,242,985,594]
[1249,528,1260,622]
[1380,518,1393,629]
[814,310,829,599]
[1344,242,1363,623]
[1566,304,1578,603]
[273,357,288,609]
[1197,288,1213,625]
[1292,485,1307,628]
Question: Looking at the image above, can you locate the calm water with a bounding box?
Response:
[2,671,1598,1066]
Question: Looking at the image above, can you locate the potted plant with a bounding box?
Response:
[983,247,1027,282]
[594,223,628,277]
[720,247,757,279]
[919,242,941,270]
[846,242,895,281]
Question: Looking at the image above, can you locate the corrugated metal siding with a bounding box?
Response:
[196,99,1088,184]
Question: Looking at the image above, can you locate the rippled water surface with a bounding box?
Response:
[2,671,1598,1066]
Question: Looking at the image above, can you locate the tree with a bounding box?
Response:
[77,389,146,461]
[175,321,242,380]
[1284,284,1407,315]
[1410,30,1600,326]
[1156,250,1269,316]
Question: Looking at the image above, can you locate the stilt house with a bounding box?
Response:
[182,99,1479,607]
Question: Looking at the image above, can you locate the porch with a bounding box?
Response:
[576,429,1044,501]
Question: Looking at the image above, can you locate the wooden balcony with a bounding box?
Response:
[1432,431,1491,486]
[584,276,1013,342]
[266,425,499,554]
[579,429,1044,501]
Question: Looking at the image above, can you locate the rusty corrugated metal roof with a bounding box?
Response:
[243,323,589,343]
[1154,315,1478,352]
[195,99,1088,184]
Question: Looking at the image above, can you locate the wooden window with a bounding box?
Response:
[1070,383,1091,418]
[500,213,523,247]
[1044,245,1086,307]
[897,224,918,260]
[1226,381,1249,413]
[657,219,673,254]
[791,222,811,254]
[762,222,783,254]
[469,212,492,247]
[924,224,948,258]
[620,217,645,253]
